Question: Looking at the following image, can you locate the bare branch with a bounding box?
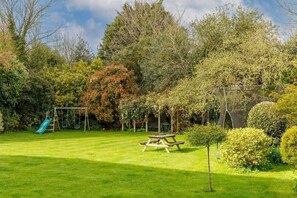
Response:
[0,0,56,45]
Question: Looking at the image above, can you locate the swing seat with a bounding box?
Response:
[74,124,81,130]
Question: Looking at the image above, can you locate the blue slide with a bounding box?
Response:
[36,118,52,134]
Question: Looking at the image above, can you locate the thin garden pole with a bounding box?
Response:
[207,145,213,192]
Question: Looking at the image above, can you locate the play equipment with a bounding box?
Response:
[53,107,89,132]
[35,107,89,134]
[36,118,53,134]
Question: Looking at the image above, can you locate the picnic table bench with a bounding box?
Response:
[140,134,184,153]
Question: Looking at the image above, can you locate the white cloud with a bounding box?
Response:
[222,0,242,6]
[164,0,244,23]
[65,0,244,24]
[59,21,86,38]
[65,0,128,21]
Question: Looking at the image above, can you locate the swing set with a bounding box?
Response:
[53,107,90,132]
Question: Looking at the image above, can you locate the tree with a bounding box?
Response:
[186,124,225,192]
[0,28,28,129]
[28,42,65,71]
[81,64,139,123]
[57,34,93,65]
[141,25,194,92]
[282,33,297,84]
[99,0,192,92]
[0,54,28,129]
[16,74,55,128]
[191,5,275,60]
[99,0,175,63]
[0,0,55,64]
[169,5,287,126]
[71,35,93,63]
[48,61,94,107]
[276,84,297,126]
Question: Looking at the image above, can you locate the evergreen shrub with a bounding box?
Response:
[247,101,286,139]
[221,128,272,169]
[280,126,297,166]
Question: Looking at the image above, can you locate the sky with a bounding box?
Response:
[47,0,292,53]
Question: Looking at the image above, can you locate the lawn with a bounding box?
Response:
[0,130,295,198]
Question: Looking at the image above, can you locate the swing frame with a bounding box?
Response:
[53,107,90,132]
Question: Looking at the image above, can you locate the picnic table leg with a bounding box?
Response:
[172,137,181,150]
[160,139,170,153]
[142,139,151,152]
[165,147,170,153]
[142,145,147,152]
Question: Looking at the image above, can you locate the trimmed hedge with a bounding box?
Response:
[247,101,286,139]
[280,126,297,166]
[221,128,272,169]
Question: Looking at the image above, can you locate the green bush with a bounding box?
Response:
[6,113,20,130]
[221,128,272,169]
[0,112,3,132]
[276,84,297,127]
[267,147,283,164]
[280,126,297,166]
[247,101,287,139]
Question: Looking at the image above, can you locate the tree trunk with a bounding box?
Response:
[158,107,161,133]
[207,146,213,192]
[121,113,124,131]
[133,120,136,132]
[170,107,174,133]
[176,113,180,133]
[145,114,148,132]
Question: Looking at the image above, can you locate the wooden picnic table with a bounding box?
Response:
[140,133,184,153]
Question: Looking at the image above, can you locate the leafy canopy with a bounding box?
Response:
[81,64,139,123]
[186,124,226,147]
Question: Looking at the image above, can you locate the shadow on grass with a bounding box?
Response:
[178,147,200,153]
[144,147,199,153]
[0,155,295,198]
[267,163,295,172]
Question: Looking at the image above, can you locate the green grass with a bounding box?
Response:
[0,130,295,197]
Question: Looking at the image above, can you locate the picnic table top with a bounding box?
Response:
[148,133,176,138]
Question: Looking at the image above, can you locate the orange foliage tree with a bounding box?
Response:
[81,64,139,123]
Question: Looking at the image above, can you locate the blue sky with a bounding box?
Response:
[47,0,292,53]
